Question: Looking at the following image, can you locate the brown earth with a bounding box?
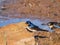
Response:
[0,22,60,45]
[0,0,60,21]
[0,0,60,45]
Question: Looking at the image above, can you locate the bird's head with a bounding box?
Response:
[25,21,31,26]
[47,22,55,30]
[47,22,53,26]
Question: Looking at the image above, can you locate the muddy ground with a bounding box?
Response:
[0,22,60,45]
[0,0,60,45]
[0,0,60,21]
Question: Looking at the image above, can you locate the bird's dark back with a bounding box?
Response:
[26,21,49,32]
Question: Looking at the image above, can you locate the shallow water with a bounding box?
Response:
[0,18,54,32]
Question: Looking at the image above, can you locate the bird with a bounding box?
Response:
[42,22,60,30]
[25,21,49,32]
[25,21,49,45]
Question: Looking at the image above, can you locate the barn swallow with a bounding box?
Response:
[42,22,60,29]
[25,21,49,45]
[25,21,49,32]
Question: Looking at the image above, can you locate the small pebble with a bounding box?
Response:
[1,6,6,10]
[54,13,57,16]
